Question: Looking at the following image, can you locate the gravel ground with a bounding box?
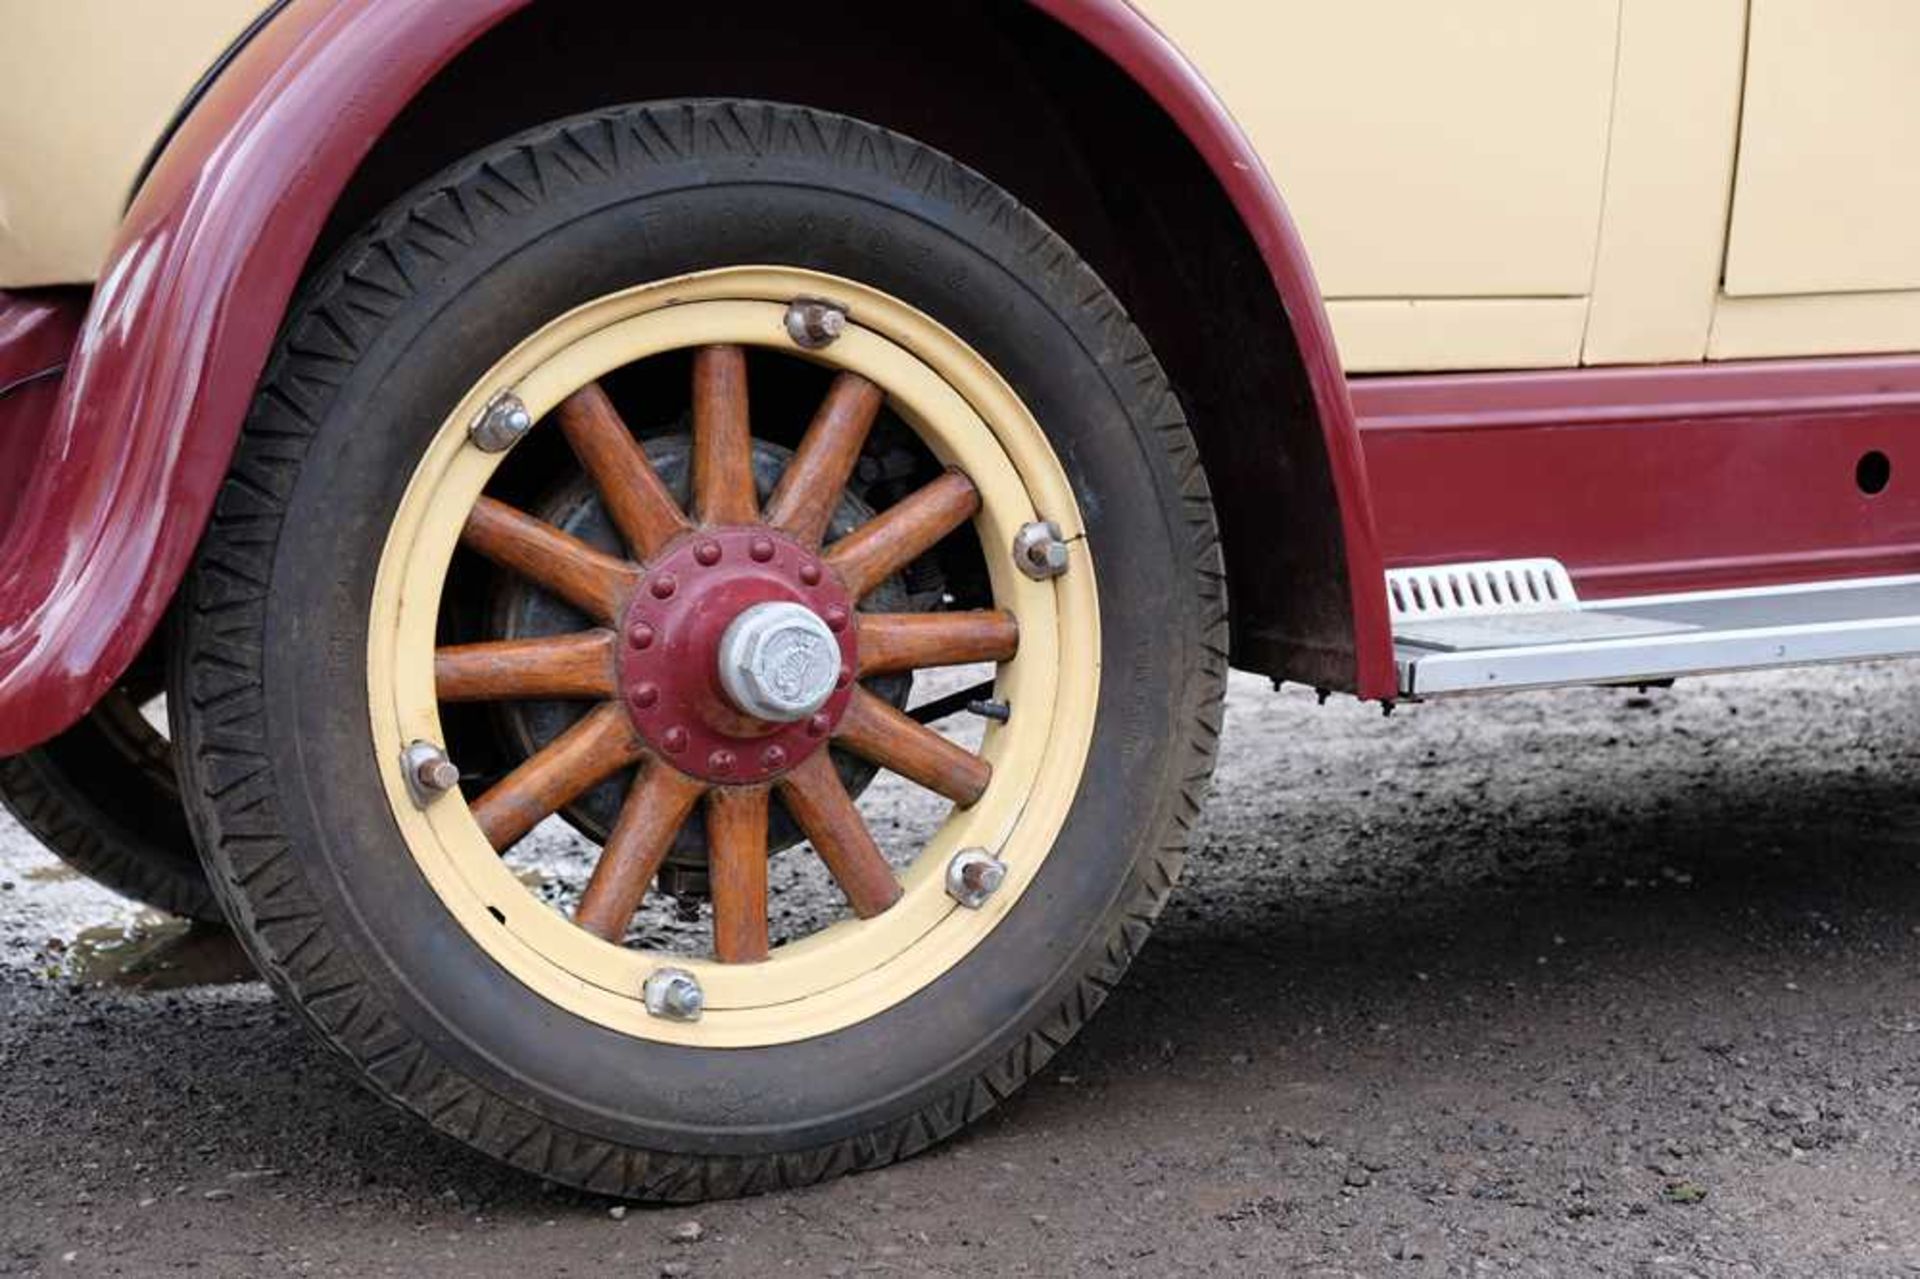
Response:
[4,666,1920,1276]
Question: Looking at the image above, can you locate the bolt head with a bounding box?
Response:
[401,741,460,808]
[717,601,841,723]
[1013,521,1070,581]
[469,391,535,453]
[945,848,1007,909]
[785,299,848,350]
[643,968,704,1022]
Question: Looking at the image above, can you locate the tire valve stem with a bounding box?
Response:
[401,741,461,808]
[945,848,1008,910]
[966,698,1012,723]
[643,968,705,1022]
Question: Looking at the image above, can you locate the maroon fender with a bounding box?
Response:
[0,290,88,551]
[0,0,1392,754]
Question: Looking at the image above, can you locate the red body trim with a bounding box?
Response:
[0,291,87,553]
[0,0,1391,752]
[1357,359,1920,599]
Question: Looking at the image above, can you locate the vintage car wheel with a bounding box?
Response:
[170,100,1224,1198]
[0,673,218,922]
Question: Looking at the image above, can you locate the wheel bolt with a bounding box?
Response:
[749,535,776,563]
[628,683,659,710]
[837,664,853,689]
[806,713,831,738]
[708,749,736,773]
[401,741,460,807]
[694,540,722,567]
[945,847,1008,909]
[799,561,822,586]
[643,967,703,1022]
[761,744,788,770]
[823,604,849,632]
[650,573,678,600]
[627,622,655,650]
[662,726,689,754]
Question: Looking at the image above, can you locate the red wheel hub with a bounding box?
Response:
[617,526,858,784]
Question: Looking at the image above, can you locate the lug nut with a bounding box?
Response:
[1013,520,1070,581]
[945,848,1007,909]
[469,390,533,453]
[643,968,704,1022]
[785,298,848,350]
[402,741,460,808]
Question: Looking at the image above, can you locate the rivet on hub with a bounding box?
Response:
[628,683,660,711]
[650,573,679,600]
[761,744,789,771]
[1013,520,1070,581]
[401,740,461,808]
[798,560,823,586]
[627,621,656,650]
[945,848,1007,909]
[694,540,723,567]
[806,713,831,738]
[468,390,533,453]
[662,726,690,754]
[708,749,737,774]
[643,968,704,1022]
[749,535,776,563]
[823,604,850,633]
[784,298,848,350]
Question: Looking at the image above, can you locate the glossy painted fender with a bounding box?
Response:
[0,0,1390,755]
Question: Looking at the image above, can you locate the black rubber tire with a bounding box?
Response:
[0,693,219,923]
[170,99,1227,1200]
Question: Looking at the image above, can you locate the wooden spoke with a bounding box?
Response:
[691,345,758,524]
[706,786,771,963]
[461,497,639,624]
[856,610,1019,676]
[824,470,980,599]
[763,373,885,545]
[555,382,691,560]
[573,762,707,942]
[775,751,901,918]
[468,703,645,851]
[834,686,991,807]
[435,631,618,702]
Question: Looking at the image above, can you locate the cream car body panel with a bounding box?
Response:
[1,1,1916,369]
[0,0,265,288]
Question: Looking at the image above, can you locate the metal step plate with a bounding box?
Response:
[1393,572,1920,697]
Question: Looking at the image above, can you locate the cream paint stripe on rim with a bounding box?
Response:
[368,267,1100,1047]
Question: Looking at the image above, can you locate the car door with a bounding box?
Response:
[1710,0,1920,359]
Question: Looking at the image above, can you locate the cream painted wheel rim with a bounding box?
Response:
[368,267,1100,1047]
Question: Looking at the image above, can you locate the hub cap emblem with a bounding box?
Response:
[719,601,841,722]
